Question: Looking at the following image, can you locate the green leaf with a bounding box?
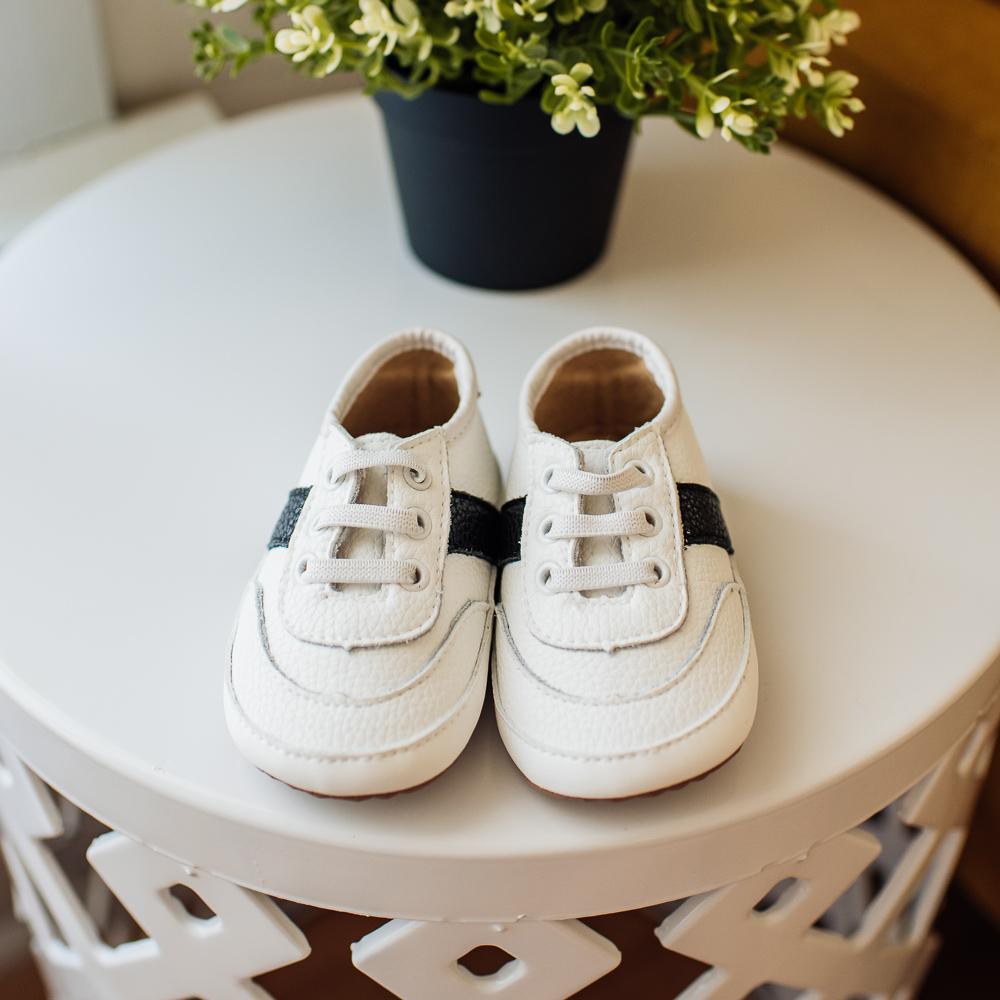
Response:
[682,0,703,33]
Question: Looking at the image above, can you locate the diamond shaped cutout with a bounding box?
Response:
[353,917,620,999]
[457,945,519,983]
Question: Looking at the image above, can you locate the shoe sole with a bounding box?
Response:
[523,743,744,802]
[262,756,460,801]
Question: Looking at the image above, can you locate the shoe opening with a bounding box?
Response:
[342,348,460,438]
[534,348,665,442]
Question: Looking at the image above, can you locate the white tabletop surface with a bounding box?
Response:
[0,94,998,920]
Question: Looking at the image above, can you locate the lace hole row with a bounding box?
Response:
[310,509,431,539]
[538,509,660,542]
[296,556,429,590]
[540,461,655,493]
[323,465,431,490]
[536,558,671,594]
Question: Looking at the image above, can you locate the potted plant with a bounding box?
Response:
[187,0,862,289]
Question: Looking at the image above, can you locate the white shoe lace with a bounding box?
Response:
[539,463,667,594]
[298,449,430,589]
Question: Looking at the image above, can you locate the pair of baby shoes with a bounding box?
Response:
[224,327,758,800]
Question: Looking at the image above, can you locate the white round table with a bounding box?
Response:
[0,93,998,1000]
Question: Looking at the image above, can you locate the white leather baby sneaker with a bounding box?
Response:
[225,329,501,797]
[493,328,758,799]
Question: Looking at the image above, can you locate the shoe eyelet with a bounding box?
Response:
[538,516,555,541]
[627,460,653,485]
[537,562,557,592]
[325,467,345,489]
[407,508,431,540]
[404,466,431,491]
[541,467,559,493]
[296,556,310,577]
[401,562,429,591]
[647,559,670,587]
[638,507,661,536]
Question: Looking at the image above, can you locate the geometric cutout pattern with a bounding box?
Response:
[0,742,309,999]
[351,916,621,999]
[0,738,63,841]
[3,691,998,1000]
[898,692,1000,831]
[656,690,1000,1000]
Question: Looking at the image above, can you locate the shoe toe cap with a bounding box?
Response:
[226,585,491,795]
[494,582,757,798]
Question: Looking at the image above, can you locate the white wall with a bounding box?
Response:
[98,0,354,117]
[0,1,112,154]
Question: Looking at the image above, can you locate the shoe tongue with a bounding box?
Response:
[573,440,623,593]
[575,439,616,475]
[355,431,403,451]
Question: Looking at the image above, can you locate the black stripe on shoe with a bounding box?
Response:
[677,482,733,554]
[499,497,527,566]
[268,487,312,549]
[448,491,500,563]
[267,485,500,564]
[495,483,733,566]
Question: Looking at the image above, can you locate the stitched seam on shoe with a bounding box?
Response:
[493,668,751,763]
[226,611,493,763]
[257,593,490,707]
[492,597,752,760]
[258,588,489,705]
[498,582,739,706]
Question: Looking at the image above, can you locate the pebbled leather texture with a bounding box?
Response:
[494,327,758,798]
[226,328,501,796]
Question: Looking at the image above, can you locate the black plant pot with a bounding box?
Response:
[375,88,634,291]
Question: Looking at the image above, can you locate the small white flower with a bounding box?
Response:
[212,0,248,11]
[694,73,738,139]
[444,0,503,33]
[351,0,422,57]
[695,93,715,139]
[820,70,864,137]
[720,107,755,141]
[800,9,861,57]
[275,5,341,72]
[551,62,601,138]
[824,10,861,46]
